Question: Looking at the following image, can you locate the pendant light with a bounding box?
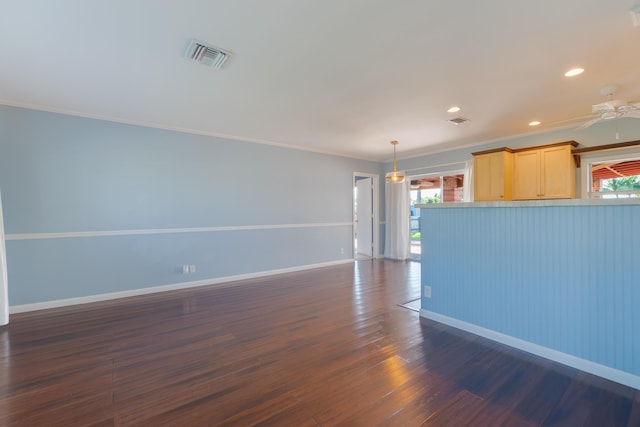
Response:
[385,140,406,183]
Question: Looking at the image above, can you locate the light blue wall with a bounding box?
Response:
[420,203,640,378]
[0,105,382,305]
[2,103,638,310]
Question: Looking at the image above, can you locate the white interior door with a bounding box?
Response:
[356,177,373,257]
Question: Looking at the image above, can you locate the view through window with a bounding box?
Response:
[589,158,640,199]
[409,174,464,260]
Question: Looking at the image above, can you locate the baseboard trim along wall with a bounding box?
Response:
[420,309,640,391]
[10,259,353,314]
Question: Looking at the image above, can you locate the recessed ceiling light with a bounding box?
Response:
[564,68,584,77]
[447,106,461,113]
[529,120,541,126]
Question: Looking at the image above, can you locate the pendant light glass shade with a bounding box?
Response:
[385,140,405,183]
[386,170,406,183]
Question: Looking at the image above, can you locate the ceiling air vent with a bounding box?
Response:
[448,117,469,125]
[185,39,231,69]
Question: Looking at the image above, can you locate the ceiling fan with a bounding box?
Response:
[579,86,640,129]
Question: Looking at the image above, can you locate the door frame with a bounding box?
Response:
[0,189,8,325]
[353,172,380,259]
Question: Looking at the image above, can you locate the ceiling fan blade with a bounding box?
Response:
[622,110,640,119]
[577,117,601,129]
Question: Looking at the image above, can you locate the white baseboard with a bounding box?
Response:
[10,259,353,314]
[420,309,640,391]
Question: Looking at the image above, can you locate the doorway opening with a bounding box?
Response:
[353,173,379,260]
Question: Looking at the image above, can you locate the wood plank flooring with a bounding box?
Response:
[0,259,638,426]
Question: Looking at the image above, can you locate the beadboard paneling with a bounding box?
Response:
[420,203,640,378]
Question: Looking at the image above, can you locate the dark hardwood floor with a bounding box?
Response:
[0,259,638,426]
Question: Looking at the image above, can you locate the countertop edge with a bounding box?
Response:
[416,199,640,209]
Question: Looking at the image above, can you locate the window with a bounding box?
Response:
[410,174,465,204]
[584,154,640,199]
[409,172,464,260]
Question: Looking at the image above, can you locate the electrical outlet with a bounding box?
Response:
[424,285,432,298]
[340,248,344,255]
[182,265,190,274]
[189,265,196,273]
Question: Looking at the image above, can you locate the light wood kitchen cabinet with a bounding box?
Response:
[512,142,578,200]
[472,148,513,201]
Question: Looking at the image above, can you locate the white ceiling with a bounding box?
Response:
[2,1,640,161]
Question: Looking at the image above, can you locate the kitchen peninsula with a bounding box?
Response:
[417,198,640,390]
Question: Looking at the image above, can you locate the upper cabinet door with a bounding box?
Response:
[473,150,512,201]
[541,145,576,199]
[513,150,541,200]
